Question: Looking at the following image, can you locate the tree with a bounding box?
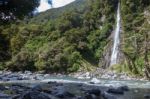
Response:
[0,32,10,61]
[139,9,150,78]
[0,0,39,23]
[0,0,40,61]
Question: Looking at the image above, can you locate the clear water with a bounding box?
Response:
[42,77,150,89]
[110,3,121,65]
[1,76,149,99]
[42,77,150,99]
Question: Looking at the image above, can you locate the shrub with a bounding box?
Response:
[7,50,36,71]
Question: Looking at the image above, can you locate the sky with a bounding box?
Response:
[37,0,75,12]
[52,0,75,8]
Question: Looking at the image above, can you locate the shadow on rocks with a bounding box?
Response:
[20,91,51,99]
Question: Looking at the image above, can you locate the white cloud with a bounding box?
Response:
[52,0,75,8]
[37,0,76,12]
[37,0,52,12]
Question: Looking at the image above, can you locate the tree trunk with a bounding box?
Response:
[144,32,150,79]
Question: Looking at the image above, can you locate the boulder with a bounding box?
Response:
[102,92,117,99]
[21,91,51,99]
[118,86,129,91]
[144,94,150,99]
[44,74,50,78]
[75,96,84,99]
[86,89,101,96]
[0,85,7,91]
[107,88,124,95]
[24,71,32,75]
[55,90,75,98]
[32,85,43,92]
[12,94,20,99]
[32,84,53,94]
[89,78,100,84]
[84,94,96,99]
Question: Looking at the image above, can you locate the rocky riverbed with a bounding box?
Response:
[0,81,150,99]
[70,68,147,81]
[0,71,150,99]
[0,70,147,82]
[0,82,150,99]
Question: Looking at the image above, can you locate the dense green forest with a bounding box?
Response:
[0,0,150,78]
[120,0,150,78]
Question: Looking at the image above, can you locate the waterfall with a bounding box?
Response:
[110,3,121,66]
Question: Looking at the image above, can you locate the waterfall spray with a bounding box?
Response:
[110,3,121,66]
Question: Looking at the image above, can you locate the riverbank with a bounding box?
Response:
[0,70,150,89]
[70,68,147,81]
[0,69,148,82]
[0,70,150,99]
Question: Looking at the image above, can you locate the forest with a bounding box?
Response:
[0,0,150,78]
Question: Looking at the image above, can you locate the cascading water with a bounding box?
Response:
[110,3,121,66]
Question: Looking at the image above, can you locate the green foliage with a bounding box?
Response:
[0,62,5,70]
[30,0,87,24]
[0,0,39,24]
[2,0,149,77]
[1,0,121,73]
[10,34,26,55]
[7,50,36,71]
[120,0,150,76]
[87,23,112,59]
[67,51,82,72]
[0,32,10,61]
[24,36,48,52]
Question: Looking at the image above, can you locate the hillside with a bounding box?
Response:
[0,0,150,78]
[120,0,150,78]
[30,0,87,24]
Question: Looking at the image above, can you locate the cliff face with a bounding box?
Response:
[119,0,150,76]
[101,0,150,77]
